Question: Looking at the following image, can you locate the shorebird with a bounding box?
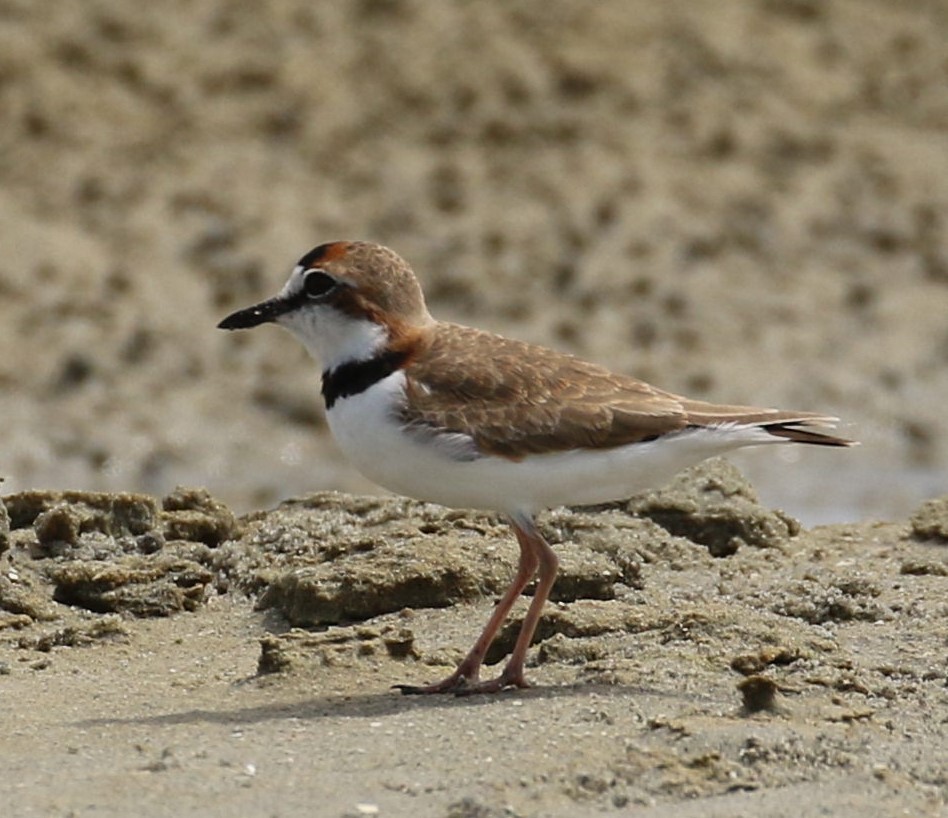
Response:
[219,240,853,694]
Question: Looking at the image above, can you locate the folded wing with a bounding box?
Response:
[400,323,853,459]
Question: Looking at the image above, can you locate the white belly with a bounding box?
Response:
[326,371,778,516]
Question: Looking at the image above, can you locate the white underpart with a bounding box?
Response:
[327,370,787,517]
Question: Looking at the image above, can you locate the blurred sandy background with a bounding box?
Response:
[2,0,947,523]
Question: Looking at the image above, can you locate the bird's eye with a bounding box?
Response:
[302,269,336,299]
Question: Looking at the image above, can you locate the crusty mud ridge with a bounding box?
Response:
[1,460,946,817]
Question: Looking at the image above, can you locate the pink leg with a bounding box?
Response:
[395,515,546,695]
[454,518,559,695]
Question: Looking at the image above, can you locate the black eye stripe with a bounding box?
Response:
[302,269,337,298]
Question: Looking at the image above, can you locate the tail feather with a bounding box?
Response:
[761,421,855,447]
[680,400,856,447]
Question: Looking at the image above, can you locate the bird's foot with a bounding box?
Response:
[395,663,530,696]
[393,677,467,695]
[393,664,478,695]
[452,665,530,696]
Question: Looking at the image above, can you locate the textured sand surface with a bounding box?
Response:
[2,466,947,817]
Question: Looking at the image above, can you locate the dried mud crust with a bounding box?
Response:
[909,496,948,544]
[0,461,946,813]
[0,487,236,630]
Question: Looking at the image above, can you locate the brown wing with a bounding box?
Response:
[400,323,689,459]
[400,323,854,458]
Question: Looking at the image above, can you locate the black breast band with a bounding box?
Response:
[321,350,409,409]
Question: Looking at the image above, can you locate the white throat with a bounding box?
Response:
[278,307,389,371]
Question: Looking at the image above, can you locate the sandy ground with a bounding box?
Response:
[2,1,948,816]
[2,464,947,817]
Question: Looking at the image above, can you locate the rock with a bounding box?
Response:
[257,541,507,626]
[730,645,803,675]
[536,632,610,665]
[250,497,638,627]
[899,559,948,576]
[17,616,127,651]
[908,496,948,543]
[0,573,59,621]
[543,508,652,587]
[50,556,212,616]
[547,545,629,602]
[446,797,506,818]
[257,624,419,675]
[34,505,83,550]
[257,635,296,675]
[161,486,238,547]
[4,490,159,538]
[485,599,669,665]
[738,675,779,713]
[769,574,887,624]
[627,459,801,556]
[3,488,232,562]
[215,492,513,599]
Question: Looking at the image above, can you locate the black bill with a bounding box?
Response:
[217,296,295,330]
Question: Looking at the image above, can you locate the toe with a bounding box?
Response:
[392,674,470,695]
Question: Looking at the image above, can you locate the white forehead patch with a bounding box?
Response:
[279,265,307,298]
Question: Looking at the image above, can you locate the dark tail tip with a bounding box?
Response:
[765,423,856,447]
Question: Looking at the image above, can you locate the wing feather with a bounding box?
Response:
[398,323,853,458]
[400,324,687,458]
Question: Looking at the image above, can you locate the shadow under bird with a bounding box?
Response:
[218,240,854,695]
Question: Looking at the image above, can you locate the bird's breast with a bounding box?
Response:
[325,371,471,502]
